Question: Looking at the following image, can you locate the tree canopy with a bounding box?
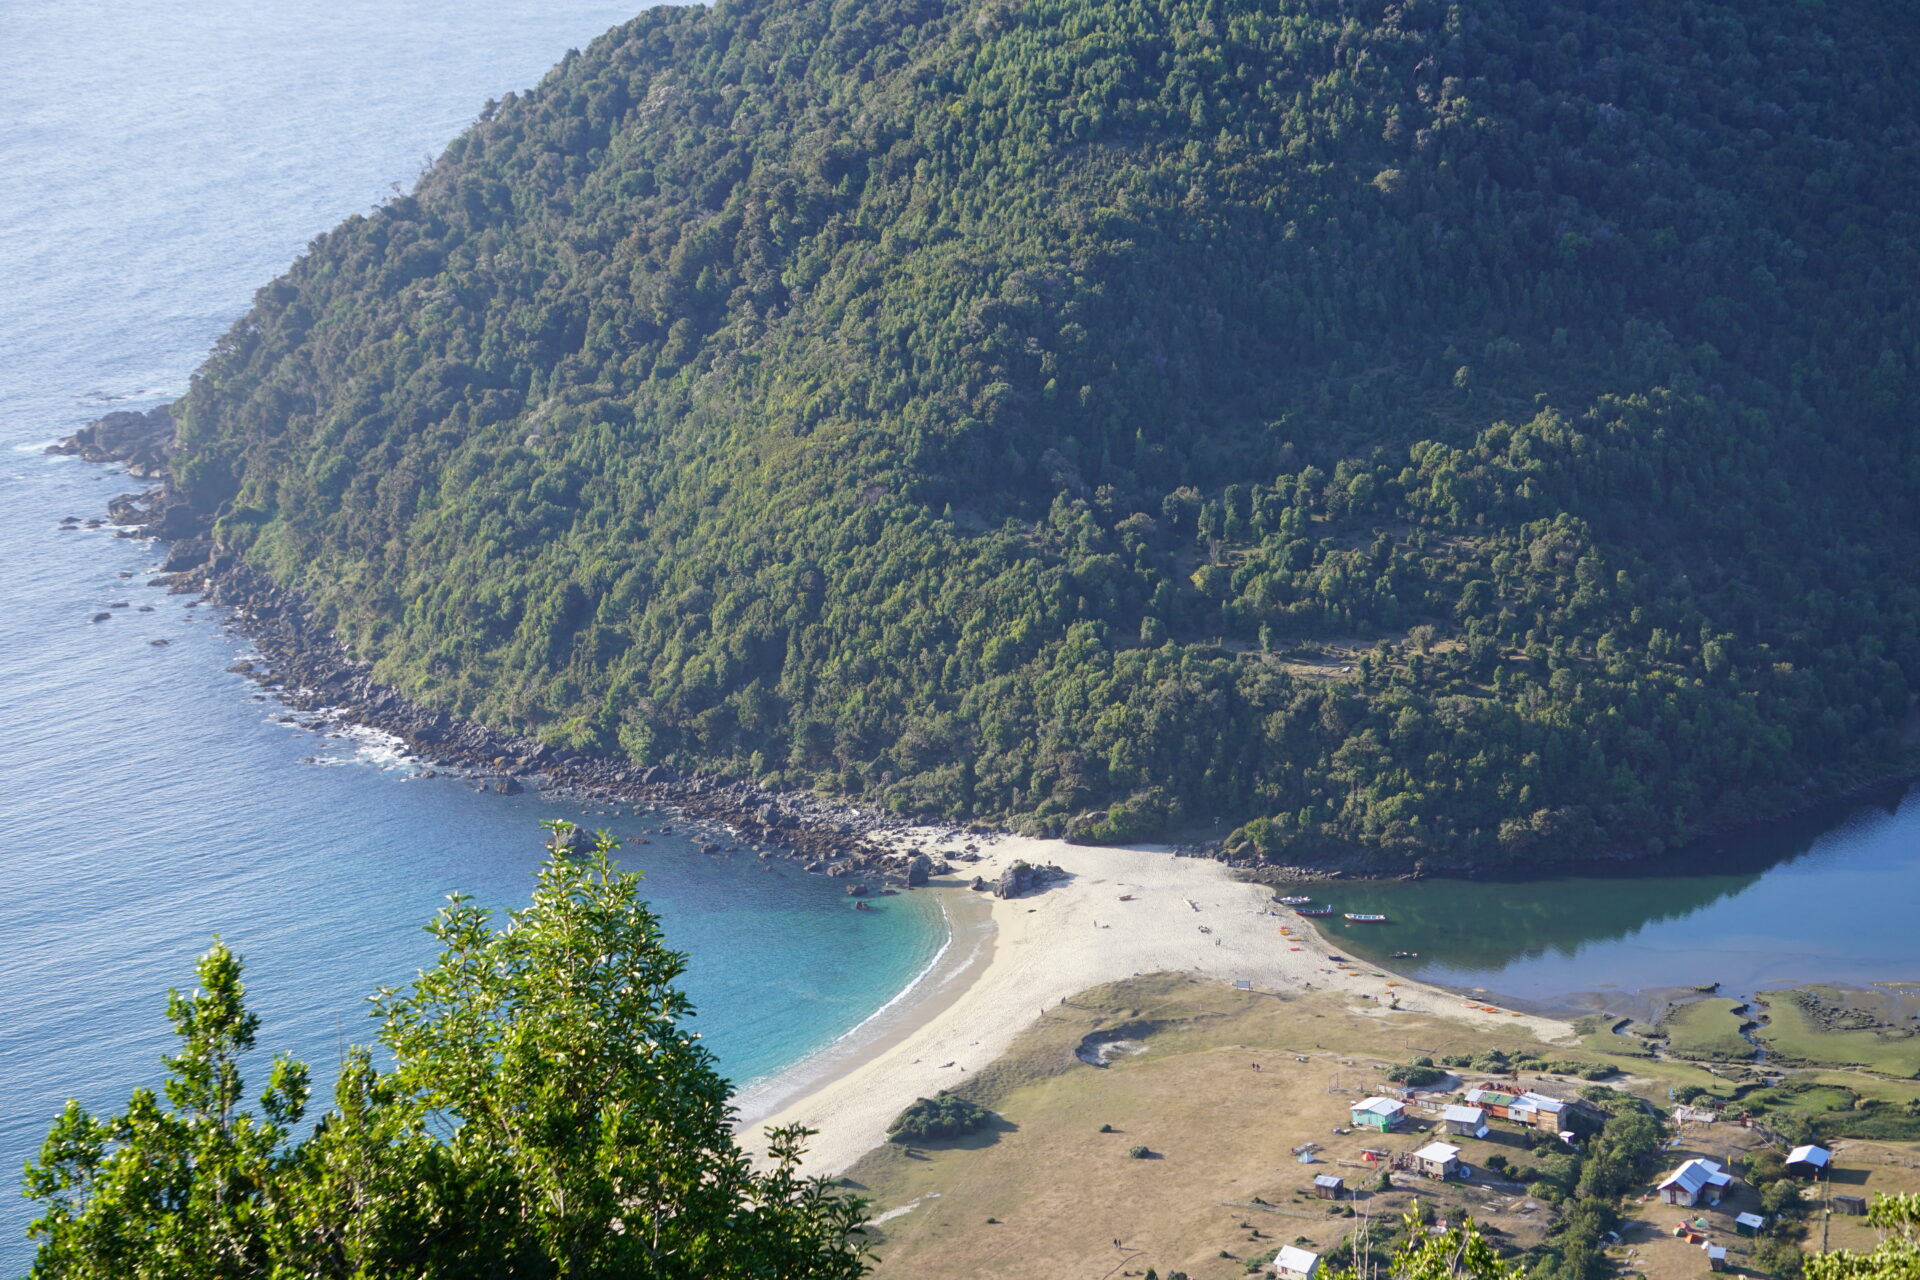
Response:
[23,825,869,1279]
[167,0,1920,867]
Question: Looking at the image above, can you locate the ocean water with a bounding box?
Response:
[0,1,944,1269]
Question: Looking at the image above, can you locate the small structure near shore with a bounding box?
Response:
[1351,1096,1407,1132]
[1657,1157,1733,1207]
[1312,1173,1345,1200]
[1466,1084,1603,1134]
[1413,1141,1463,1180]
[1273,1245,1321,1280]
[1442,1104,1489,1138]
[1786,1144,1832,1179]
[1735,1212,1766,1236]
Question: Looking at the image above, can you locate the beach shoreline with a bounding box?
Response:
[736,829,1573,1176]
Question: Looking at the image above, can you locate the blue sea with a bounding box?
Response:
[0,2,943,1269]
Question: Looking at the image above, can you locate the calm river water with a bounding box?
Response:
[1305,786,1920,1006]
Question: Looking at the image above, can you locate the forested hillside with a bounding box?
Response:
[166,0,1920,867]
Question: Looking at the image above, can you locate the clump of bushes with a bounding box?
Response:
[1384,1056,1448,1088]
[887,1091,992,1142]
[1129,1144,1152,1159]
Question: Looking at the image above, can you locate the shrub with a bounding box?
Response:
[1385,1061,1448,1088]
[887,1092,992,1143]
[1129,1145,1152,1159]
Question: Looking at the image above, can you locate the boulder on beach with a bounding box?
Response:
[994,860,1068,899]
[905,852,932,887]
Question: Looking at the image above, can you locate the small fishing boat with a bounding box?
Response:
[1294,906,1334,917]
[1343,912,1389,923]
[1390,950,1419,958]
[1276,895,1314,905]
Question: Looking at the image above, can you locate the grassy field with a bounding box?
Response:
[1755,988,1920,1078]
[1659,999,1758,1062]
[839,974,1920,1279]
[1573,1014,1657,1059]
[851,974,1579,1280]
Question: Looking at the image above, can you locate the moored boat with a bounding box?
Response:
[1343,912,1389,923]
[1294,906,1334,917]
[1276,895,1313,905]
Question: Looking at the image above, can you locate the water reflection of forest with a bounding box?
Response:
[1326,783,1916,972]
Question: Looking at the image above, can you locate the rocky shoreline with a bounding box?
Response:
[52,407,1082,898]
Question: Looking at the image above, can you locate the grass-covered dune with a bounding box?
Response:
[166,0,1920,867]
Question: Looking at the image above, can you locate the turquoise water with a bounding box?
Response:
[1300,786,1920,1005]
[0,2,943,1269]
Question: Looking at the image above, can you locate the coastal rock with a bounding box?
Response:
[970,876,989,891]
[906,852,932,887]
[494,778,524,795]
[90,612,111,623]
[47,403,175,477]
[545,825,595,856]
[162,537,212,572]
[845,883,869,897]
[994,860,1067,899]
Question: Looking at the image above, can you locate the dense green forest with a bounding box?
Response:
[168,0,1920,867]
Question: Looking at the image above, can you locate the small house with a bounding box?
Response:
[1703,1244,1728,1271]
[1464,1087,1518,1119]
[1351,1097,1407,1132]
[1312,1174,1346,1200]
[1442,1104,1489,1138]
[1413,1141,1463,1180]
[1786,1145,1832,1179]
[1465,1085,1600,1133]
[1834,1195,1868,1217]
[1657,1157,1733,1207]
[1734,1213,1766,1237]
[1274,1245,1321,1280]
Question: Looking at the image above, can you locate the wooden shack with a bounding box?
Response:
[1834,1195,1868,1216]
[1312,1174,1345,1200]
[1442,1104,1489,1138]
[1413,1141,1462,1180]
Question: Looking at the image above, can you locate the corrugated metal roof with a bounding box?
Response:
[1276,1246,1320,1274]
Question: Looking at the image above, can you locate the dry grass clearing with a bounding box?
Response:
[1609,1123,1920,1280]
[849,974,1573,1280]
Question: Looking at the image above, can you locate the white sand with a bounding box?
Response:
[736,832,1569,1175]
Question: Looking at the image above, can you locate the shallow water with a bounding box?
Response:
[1296,786,1920,1006]
[0,2,943,1268]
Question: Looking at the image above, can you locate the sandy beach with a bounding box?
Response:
[737,832,1570,1175]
